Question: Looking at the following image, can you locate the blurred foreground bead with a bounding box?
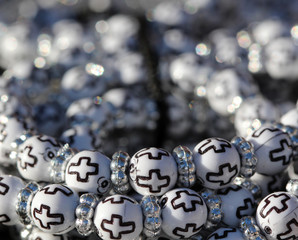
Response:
[240,216,266,240]
[172,145,196,188]
[16,181,40,225]
[232,136,258,178]
[207,227,245,240]
[234,96,279,137]
[50,144,76,183]
[206,68,258,116]
[256,191,298,240]
[286,179,298,196]
[129,147,178,196]
[25,227,69,240]
[193,137,241,189]
[141,195,162,238]
[17,134,63,182]
[65,150,111,195]
[93,195,143,240]
[217,184,256,227]
[31,184,79,234]
[75,193,99,236]
[0,175,25,226]
[247,126,293,175]
[110,151,130,194]
[160,188,207,239]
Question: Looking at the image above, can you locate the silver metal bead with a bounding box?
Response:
[232,136,258,178]
[79,193,100,208]
[173,145,196,188]
[286,179,298,196]
[76,203,94,219]
[240,216,266,240]
[75,218,94,236]
[234,177,262,201]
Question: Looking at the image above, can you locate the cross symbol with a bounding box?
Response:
[260,193,291,218]
[0,177,9,195]
[67,157,99,182]
[0,214,10,223]
[269,139,292,165]
[135,148,169,160]
[206,163,238,186]
[101,214,135,239]
[171,190,203,212]
[236,198,254,219]
[277,218,298,240]
[33,204,64,230]
[136,169,170,193]
[198,138,232,155]
[173,223,203,238]
[19,146,38,170]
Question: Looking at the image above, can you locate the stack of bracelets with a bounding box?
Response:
[0,1,297,239]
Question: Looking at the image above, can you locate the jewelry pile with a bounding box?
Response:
[0,1,297,239]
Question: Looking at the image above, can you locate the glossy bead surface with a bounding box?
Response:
[31,184,79,234]
[93,194,143,240]
[193,137,241,189]
[129,147,177,196]
[247,126,293,175]
[0,175,25,225]
[217,184,256,227]
[256,191,298,240]
[17,135,62,182]
[65,150,111,195]
[160,188,207,239]
[207,227,245,240]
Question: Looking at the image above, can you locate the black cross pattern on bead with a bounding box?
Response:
[217,185,242,195]
[206,163,238,186]
[101,214,135,239]
[37,135,61,147]
[33,204,64,230]
[268,175,280,193]
[269,139,293,165]
[102,195,135,204]
[19,145,38,170]
[0,123,7,142]
[135,148,169,160]
[197,138,232,155]
[252,127,280,138]
[236,198,255,219]
[0,177,9,195]
[40,185,73,196]
[207,228,238,239]
[136,169,170,193]
[172,223,203,238]
[67,157,99,182]
[260,193,291,218]
[0,214,10,223]
[35,234,65,240]
[171,190,203,212]
[276,218,298,240]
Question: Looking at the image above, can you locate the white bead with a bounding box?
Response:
[256,191,298,240]
[129,147,178,196]
[193,137,241,190]
[0,175,24,225]
[160,188,207,239]
[31,184,79,234]
[93,194,143,240]
[17,135,62,182]
[28,227,68,240]
[65,150,111,195]
[280,108,298,128]
[217,185,256,227]
[247,126,293,175]
[0,115,33,164]
[207,227,245,240]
